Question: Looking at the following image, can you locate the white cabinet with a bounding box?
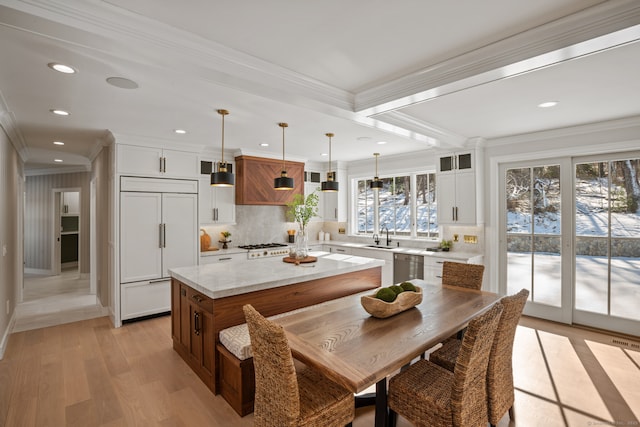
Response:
[61,191,80,214]
[351,247,394,286]
[199,177,235,224]
[117,144,198,178]
[323,167,347,222]
[120,177,198,319]
[423,255,483,285]
[200,252,247,265]
[436,150,478,225]
[304,180,324,223]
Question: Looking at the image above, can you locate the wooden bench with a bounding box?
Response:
[217,301,337,416]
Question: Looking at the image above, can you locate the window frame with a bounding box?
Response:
[350,170,438,240]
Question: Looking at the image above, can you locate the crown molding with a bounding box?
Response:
[110,132,206,153]
[1,0,354,112]
[355,0,640,115]
[486,115,640,150]
[24,164,90,176]
[372,111,465,148]
[0,94,28,162]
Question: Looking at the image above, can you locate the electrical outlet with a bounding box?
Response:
[464,235,478,244]
[338,227,345,234]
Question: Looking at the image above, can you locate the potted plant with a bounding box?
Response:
[286,190,319,258]
[440,239,452,251]
[219,231,231,249]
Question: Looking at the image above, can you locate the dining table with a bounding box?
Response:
[274,278,500,427]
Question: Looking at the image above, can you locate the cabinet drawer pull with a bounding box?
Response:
[148,278,169,284]
[218,257,232,261]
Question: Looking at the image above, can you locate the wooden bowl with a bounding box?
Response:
[361,286,422,318]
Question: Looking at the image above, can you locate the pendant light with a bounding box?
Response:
[211,109,235,187]
[321,132,339,192]
[370,152,383,190]
[274,122,294,190]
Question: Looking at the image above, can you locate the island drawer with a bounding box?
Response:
[185,286,213,313]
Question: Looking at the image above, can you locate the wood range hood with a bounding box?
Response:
[234,155,304,205]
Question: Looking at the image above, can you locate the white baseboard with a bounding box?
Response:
[24,268,53,275]
[0,311,16,360]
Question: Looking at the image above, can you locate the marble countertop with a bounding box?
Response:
[170,251,385,299]
[311,240,482,261]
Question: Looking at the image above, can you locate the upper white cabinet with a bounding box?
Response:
[436,150,481,225]
[323,167,347,222]
[198,159,235,224]
[117,144,199,178]
[304,171,324,223]
[61,191,80,215]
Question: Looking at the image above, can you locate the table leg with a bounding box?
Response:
[374,378,388,427]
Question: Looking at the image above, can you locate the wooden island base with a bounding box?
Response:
[171,266,381,416]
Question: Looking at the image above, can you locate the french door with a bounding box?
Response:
[501,159,572,323]
[500,154,640,336]
[572,154,640,336]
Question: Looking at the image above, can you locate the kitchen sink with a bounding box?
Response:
[366,245,395,249]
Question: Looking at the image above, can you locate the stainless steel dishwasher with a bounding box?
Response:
[393,253,424,283]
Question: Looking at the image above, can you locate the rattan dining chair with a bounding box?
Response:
[429,289,529,426]
[388,302,504,427]
[243,304,354,427]
[441,261,485,290]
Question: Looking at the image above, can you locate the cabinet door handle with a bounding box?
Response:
[211,208,215,221]
[214,208,218,221]
[455,207,458,221]
[452,207,455,221]
[159,224,163,248]
[159,157,163,172]
[162,157,167,173]
[163,223,167,248]
[194,311,200,336]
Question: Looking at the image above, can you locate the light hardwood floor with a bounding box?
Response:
[2,305,639,425]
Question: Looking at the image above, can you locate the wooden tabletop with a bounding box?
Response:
[275,279,499,393]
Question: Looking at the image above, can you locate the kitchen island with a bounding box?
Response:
[168,251,383,411]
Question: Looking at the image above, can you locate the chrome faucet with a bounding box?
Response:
[381,225,391,246]
[373,233,380,245]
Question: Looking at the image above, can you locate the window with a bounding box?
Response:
[355,172,437,238]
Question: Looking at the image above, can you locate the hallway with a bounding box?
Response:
[12,268,108,333]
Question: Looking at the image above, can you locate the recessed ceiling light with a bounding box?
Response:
[174,129,187,134]
[259,143,269,147]
[538,101,558,108]
[48,63,77,74]
[54,159,63,162]
[50,109,70,116]
[321,153,328,156]
[377,141,388,145]
[53,141,65,145]
[106,77,139,89]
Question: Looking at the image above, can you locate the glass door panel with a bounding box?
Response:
[505,165,562,308]
[574,157,640,335]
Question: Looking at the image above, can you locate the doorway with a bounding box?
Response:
[500,154,640,336]
[52,189,81,276]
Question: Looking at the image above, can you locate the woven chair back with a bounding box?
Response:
[487,288,529,424]
[442,261,485,290]
[244,304,300,427]
[451,302,504,427]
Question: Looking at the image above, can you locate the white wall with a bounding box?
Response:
[0,122,24,359]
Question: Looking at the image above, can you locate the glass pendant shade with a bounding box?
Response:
[321,132,339,192]
[370,152,383,191]
[211,109,235,187]
[274,122,294,190]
